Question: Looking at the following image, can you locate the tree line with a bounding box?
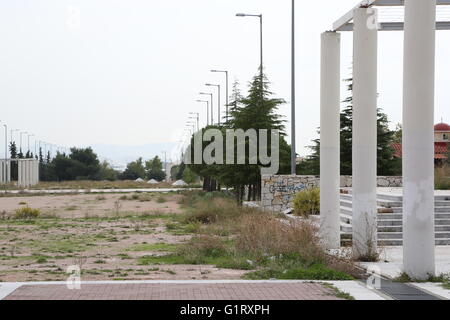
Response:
[8,142,168,182]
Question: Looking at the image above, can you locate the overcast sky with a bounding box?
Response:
[0,0,449,159]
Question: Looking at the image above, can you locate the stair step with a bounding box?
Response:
[340,238,450,246]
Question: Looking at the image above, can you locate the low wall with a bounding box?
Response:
[261,175,403,212]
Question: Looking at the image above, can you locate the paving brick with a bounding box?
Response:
[4,283,342,301]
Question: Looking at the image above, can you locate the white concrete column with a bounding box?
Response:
[36,160,40,185]
[0,161,4,184]
[18,161,22,187]
[352,8,378,258]
[25,161,30,187]
[7,161,10,183]
[403,0,436,280]
[33,161,37,185]
[320,31,341,249]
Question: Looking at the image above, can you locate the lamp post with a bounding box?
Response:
[291,0,296,175]
[0,121,7,184]
[205,84,221,125]
[27,134,35,157]
[236,13,263,91]
[199,92,214,125]
[211,70,229,122]
[3,124,7,160]
[196,100,210,127]
[20,132,27,154]
[186,125,194,136]
[189,113,200,131]
[187,122,196,133]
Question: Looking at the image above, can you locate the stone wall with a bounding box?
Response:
[261,175,403,212]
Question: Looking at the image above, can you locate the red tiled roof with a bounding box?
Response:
[435,123,450,131]
[391,142,448,160]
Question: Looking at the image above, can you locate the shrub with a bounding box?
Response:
[14,207,41,219]
[293,188,320,217]
[184,198,243,224]
[235,214,324,264]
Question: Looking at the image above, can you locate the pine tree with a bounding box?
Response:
[301,78,402,176]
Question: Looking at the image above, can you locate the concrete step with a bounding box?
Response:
[378,219,403,226]
[376,225,450,232]
[377,193,403,202]
[341,237,450,246]
[340,194,450,209]
[340,213,352,225]
[342,231,450,239]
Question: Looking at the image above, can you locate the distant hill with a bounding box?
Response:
[93,143,178,171]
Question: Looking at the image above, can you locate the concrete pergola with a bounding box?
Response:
[0,159,39,188]
[320,0,449,279]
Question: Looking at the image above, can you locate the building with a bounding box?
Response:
[392,122,450,164]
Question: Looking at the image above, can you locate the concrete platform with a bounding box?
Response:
[359,246,450,279]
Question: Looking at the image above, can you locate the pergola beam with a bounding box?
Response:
[339,21,450,31]
[333,0,450,31]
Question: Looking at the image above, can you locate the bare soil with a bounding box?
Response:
[0,193,246,282]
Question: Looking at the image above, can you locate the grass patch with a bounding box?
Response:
[322,283,355,300]
[173,193,357,280]
[14,207,41,219]
[128,243,177,252]
[394,272,450,284]
[156,196,167,203]
[244,263,353,281]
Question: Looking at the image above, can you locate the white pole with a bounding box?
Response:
[352,8,378,259]
[320,31,341,249]
[403,0,436,280]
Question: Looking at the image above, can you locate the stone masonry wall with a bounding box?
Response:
[261,175,403,212]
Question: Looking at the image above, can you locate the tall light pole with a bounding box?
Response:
[205,84,221,125]
[236,13,263,92]
[291,0,296,175]
[189,112,200,131]
[186,125,194,136]
[20,132,27,154]
[187,122,196,133]
[211,70,229,122]
[3,124,6,185]
[196,100,210,127]
[199,92,214,125]
[3,124,7,160]
[0,121,7,160]
[27,134,35,157]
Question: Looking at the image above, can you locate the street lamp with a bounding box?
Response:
[27,134,35,157]
[20,132,27,153]
[199,92,214,125]
[0,121,7,183]
[196,100,210,127]
[0,121,7,160]
[291,0,296,175]
[211,70,229,122]
[236,13,263,91]
[205,83,221,125]
[189,112,200,131]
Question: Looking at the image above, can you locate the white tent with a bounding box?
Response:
[172,180,188,187]
[148,179,159,184]
[135,178,145,183]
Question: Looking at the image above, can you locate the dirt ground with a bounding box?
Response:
[0,193,182,218]
[0,193,246,282]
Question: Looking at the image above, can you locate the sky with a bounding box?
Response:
[0,0,449,163]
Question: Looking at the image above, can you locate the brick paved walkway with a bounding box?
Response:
[4,282,342,300]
